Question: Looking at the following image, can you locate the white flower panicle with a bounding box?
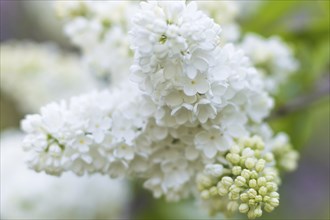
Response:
[1,130,130,219]
[196,136,297,219]
[21,1,299,218]
[0,41,96,113]
[55,0,138,84]
[21,83,142,176]
[240,33,299,93]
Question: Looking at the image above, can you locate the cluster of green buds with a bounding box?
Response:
[197,135,285,219]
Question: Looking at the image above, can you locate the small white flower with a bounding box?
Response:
[195,127,230,158]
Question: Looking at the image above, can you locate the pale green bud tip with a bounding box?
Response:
[232,166,242,175]
[239,203,249,213]
[249,179,257,188]
[255,159,266,172]
[221,176,234,186]
[245,158,256,169]
[254,206,262,217]
[240,193,249,202]
[257,177,267,186]
[258,186,268,196]
[235,176,246,187]
[241,169,251,179]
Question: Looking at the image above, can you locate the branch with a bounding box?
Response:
[268,73,330,120]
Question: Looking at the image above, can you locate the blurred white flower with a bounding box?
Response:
[0,41,97,113]
[55,0,138,84]
[1,130,130,219]
[240,33,299,93]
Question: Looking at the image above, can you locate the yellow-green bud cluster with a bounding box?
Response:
[197,136,282,219]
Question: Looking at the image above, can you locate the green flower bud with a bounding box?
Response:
[235,176,246,187]
[217,183,228,196]
[263,196,270,202]
[266,182,278,191]
[239,203,249,213]
[269,198,279,207]
[248,189,257,198]
[257,177,267,186]
[255,195,262,202]
[241,169,251,179]
[247,209,256,219]
[269,192,280,199]
[227,153,240,164]
[264,204,275,212]
[228,192,239,200]
[255,159,266,172]
[249,199,256,206]
[258,186,267,196]
[240,192,249,202]
[249,179,257,188]
[232,166,242,175]
[245,158,256,169]
[250,170,259,179]
[254,206,263,217]
[222,176,234,187]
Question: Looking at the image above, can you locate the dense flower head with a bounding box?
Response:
[20,1,299,218]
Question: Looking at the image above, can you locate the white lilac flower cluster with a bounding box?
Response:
[55,0,138,84]
[240,33,299,93]
[1,130,130,219]
[0,41,96,113]
[20,1,299,219]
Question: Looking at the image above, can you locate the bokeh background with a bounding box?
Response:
[1,0,329,219]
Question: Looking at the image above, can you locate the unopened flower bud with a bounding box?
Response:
[269,198,279,207]
[258,186,268,196]
[264,204,275,212]
[241,169,251,179]
[255,195,262,202]
[245,158,256,170]
[255,159,265,172]
[247,189,257,198]
[239,203,249,213]
[232,166,242,175]
[240,193,249,202]
[249,179,257,188]
[257,177,267,186]
[222,176,233,187]
[235,176,246,187]
[254,206,262,217]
